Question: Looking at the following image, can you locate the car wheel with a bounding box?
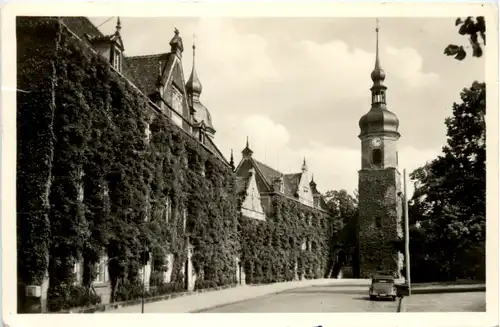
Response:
[369,295,376,301]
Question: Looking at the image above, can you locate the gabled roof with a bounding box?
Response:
[60,17,103,46]
[253,159,282,187]
[57,16,230,168]
[235,176,249,196]
[126,53,171,96]
[283,173,302,196]
[235,155,331,212]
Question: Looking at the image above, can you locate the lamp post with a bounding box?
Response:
[400,169,411,296]
[141,242,148,314]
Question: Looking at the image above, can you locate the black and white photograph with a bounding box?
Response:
[1,2,498,326]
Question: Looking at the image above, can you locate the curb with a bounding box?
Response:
[411,285,485,294]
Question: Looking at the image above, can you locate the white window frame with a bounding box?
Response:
[171,87,183,114]
[182,207,187,232]
[113,47,122,72]
[165,197,172,223]
[94,255,108,284]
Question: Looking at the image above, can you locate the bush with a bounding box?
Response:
[47,284,101,312]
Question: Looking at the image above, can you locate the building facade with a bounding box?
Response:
[17,16,240,313]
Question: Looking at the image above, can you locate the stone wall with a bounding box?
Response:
[357,168,402,278]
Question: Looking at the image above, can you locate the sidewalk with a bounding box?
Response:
[103,278,371,313]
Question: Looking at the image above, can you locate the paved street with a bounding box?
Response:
[201,285,400,312]
[201,286,486,313]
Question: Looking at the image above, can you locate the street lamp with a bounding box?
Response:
[397,169,411,296]
[141,243,149,314]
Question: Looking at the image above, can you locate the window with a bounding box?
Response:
[145,123,151,144]
[165,197,172,223]
[199,130,205,144]
[172,87,183,113]
[94,255,108,284]
[182,208,187,232]
[375,216,382,228]
[372,90,385,103]
[372,149,382,165]
[73,261,82,285]
[113,48,122,72]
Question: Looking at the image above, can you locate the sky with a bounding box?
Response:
[91,17,485,198]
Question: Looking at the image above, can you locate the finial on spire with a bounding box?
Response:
[242,137,253,158]
[371,18,386,84]
[302,157,308,172]
[229,149,235,170]
[116,17,122,33]
[375,18,380,70]
[192,33,196,65]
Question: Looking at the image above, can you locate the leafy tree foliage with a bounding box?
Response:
[323,189,358,277]
[409,82,485,281]
[444,17,485,60]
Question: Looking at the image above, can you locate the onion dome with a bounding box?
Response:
[359,109,399,135]
[359,19,400,138]
[186,43,203,95]
[186,39,215,136]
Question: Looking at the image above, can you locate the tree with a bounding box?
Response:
[444,16,485,60]
[409,82,485,281]
[324,189,358,225]
[323,189,359,277]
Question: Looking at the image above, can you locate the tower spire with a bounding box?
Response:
[186,33,203,97]
[229,149,235,170]
[242,137,253,158]
[116,17,121,34]
[302,157,308,172]
[374,18,380,71]
[369,18,387,107]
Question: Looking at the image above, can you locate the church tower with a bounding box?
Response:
[357,20,403,278]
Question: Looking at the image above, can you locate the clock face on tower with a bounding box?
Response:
[371,137,382,148]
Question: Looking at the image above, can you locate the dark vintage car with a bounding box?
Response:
[369,275,397,301]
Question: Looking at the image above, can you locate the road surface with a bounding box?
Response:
[200,285,399,312]
[200,285,486,313]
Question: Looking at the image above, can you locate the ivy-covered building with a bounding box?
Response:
[17,16,240,313]
[234,141,335,283]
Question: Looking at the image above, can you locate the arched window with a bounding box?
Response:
[372,149,382,165]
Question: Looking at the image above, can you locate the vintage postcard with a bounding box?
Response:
[1,2,498,327]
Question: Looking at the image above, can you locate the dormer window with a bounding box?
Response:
[199,129,205,144]
[112,47,122,72]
